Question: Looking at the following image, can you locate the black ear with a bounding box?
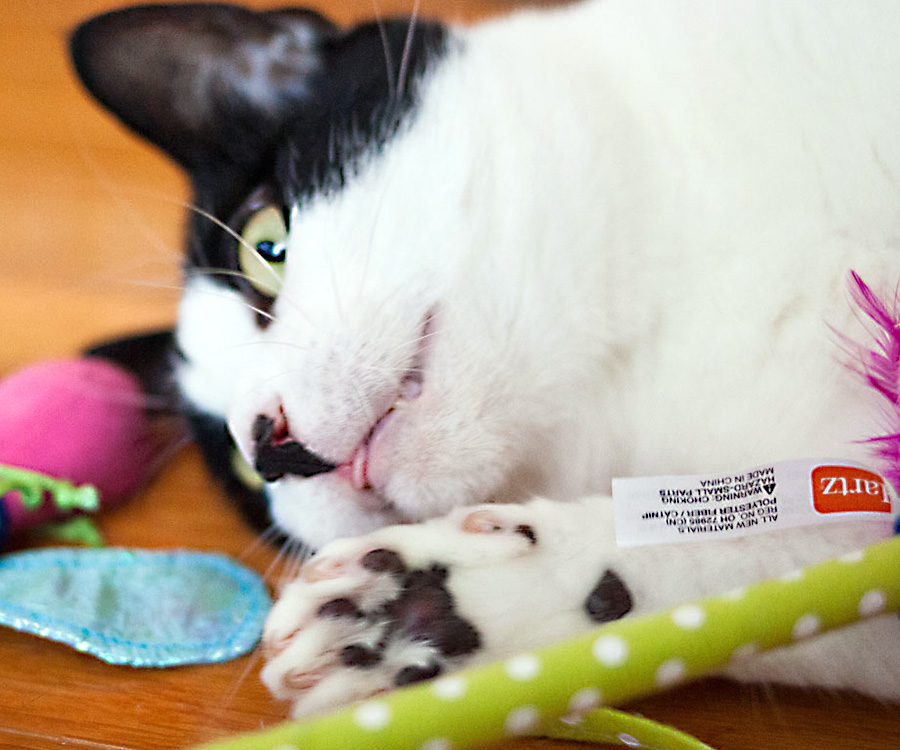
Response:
[70,3,336,171]
[85,330,279,534]
[85,328,181,413]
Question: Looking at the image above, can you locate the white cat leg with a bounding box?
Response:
[262,496,900,716]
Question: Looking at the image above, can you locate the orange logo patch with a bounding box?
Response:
[811,465,892,515]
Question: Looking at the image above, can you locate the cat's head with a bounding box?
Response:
[72,3,597,549]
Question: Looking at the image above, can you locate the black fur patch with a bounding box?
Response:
[189,411,277,535]
[85,329,278,535]
[319,552,481,680]
[72,5,447,290]
[85,329,180,407]
[515,524,538,545]
[395,661,442,686]
[585,569,633,623]
[190,15,448,296]
[252,415,337,481]
[317,597,364,619]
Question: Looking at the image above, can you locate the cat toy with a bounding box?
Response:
[0,357,165,546]
[186,532,900,750]
[0,357,271,666]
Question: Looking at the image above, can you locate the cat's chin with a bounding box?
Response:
[268,472,406,550]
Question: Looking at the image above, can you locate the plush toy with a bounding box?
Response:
[0,357,170,545]
[0,357,271,668]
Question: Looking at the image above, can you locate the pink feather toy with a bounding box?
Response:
[846,271,900,501]
[0,357,170,545]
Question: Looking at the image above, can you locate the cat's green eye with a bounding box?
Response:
[238,205,288,297]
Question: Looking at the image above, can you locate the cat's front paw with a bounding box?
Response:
[260,498,631,717]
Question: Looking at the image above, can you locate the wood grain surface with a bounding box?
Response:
[1,1,897,748]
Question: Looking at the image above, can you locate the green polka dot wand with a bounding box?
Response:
[187,532,900,750]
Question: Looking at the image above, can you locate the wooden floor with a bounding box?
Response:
[0,1,898,748]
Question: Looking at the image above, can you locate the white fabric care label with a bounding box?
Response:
[612,458,896,547]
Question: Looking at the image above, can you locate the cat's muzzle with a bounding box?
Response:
[252,414,337,482]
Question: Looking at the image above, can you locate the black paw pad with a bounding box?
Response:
[425,616,481,657]
[395,661,443,686]
[361,549,407,575]
[382,574,480,657]
[317,598,364,620]
[515,524,538,545]
[585,568,633,623]
[340,643,383,668]
[334,558,482,685]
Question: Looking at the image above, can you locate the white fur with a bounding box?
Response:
[262,497,900,716]
[174,0,900,699]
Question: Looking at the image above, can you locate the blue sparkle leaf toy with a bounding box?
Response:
[0,547,271,667]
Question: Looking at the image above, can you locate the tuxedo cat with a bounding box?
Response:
[72,0,900,717]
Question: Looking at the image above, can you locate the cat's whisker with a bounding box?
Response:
[262,537,298,587]
[176,202,318,332]
[87,258,184,292]
[67,120,187,268]
[286,544,313,582]
[396,0,422,100]
[207,647,267,736]
[236,524,284,563]
[175,270,280,325]
[383,325,440,356]
[277,540,309,591]
[212,339,312,355]
[371,0,396,101]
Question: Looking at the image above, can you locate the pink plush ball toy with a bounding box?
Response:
[0,358,165,543]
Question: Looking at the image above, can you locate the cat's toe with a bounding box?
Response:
[262,539,486,715]
[461,508,539,545]
[262,499,620,716]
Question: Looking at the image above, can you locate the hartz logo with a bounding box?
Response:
[811,465,892,515]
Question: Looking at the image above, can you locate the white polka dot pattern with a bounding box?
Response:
[354,701,391,731]
[792,614,821,640]
[420,739,452,750]
[505,654,540,681]
[592,635,629,666]
[504,706,540,735]
[859,589,886,616]
[655,658,686,688]
[671,605,705,630]
[431,676,467,701]
[568,687,602,715]
[731,642,759,662]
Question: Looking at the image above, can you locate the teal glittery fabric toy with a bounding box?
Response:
[0,547,270,667]
[0,357,270,666]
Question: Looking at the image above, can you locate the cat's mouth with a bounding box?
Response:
[252,412,338,483]
[252,311,435,505]
[335,367,424,493]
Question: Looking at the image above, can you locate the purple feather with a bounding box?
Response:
[846,272,900,493]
